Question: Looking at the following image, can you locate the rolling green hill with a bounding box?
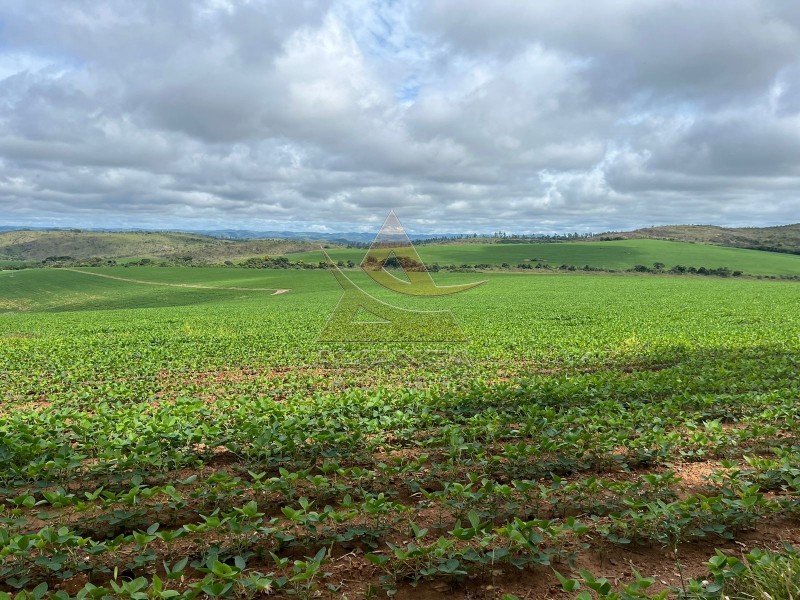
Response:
[291,239,800,277]
[595,223,800,254]
[0,267,487,313]
[0,230,315,263]
[0,267,323,312]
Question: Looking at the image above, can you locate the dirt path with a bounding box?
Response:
[64,268,289,295]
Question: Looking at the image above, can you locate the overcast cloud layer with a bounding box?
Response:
[1,0,800,233]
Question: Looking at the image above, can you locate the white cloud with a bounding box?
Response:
[0,0,799,232]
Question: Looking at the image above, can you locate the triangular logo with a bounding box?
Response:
[316,211,486,343]
[382,250,411,283]
[360,211,484,297]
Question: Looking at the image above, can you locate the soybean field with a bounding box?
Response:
[1,266,800,599]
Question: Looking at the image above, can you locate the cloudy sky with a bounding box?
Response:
[1,0,800,234]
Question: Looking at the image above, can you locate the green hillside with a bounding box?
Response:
[292,239,800,277]
[0,267,324,313]
[597,223,800,253]
[0,267,486,313]
[0,230,315,263]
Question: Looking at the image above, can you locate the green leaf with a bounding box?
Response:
[553,569,580,592]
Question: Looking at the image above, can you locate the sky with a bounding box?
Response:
[1,0,800,234]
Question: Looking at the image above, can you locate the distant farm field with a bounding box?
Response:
[1,266,800,598]
[295,238,800,276]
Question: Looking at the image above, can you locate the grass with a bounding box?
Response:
[294,239,800,276]
[718,548,800,599]
[606,222,800,254]
[0,230,316,263]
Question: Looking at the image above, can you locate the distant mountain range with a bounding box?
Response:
[0,226,459,245]
[190,229,468,244]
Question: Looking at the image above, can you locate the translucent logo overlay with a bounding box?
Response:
[317,211,485,343]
